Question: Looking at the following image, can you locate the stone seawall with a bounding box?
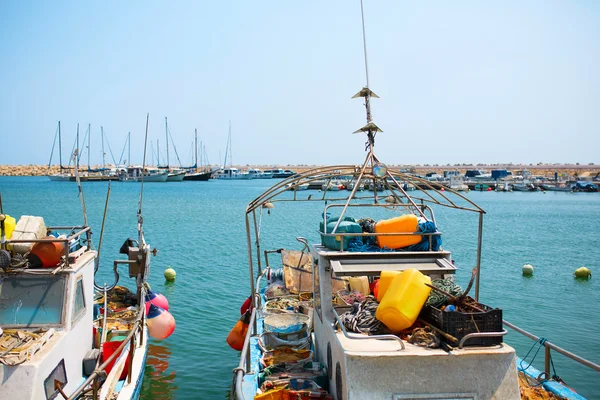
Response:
[1,164,599,178]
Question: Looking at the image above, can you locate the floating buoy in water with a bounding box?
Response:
[146,304,176,339]
[164,267,176,281]
[145,289,169,315]
[227,310,251,351]
[574,267,591,279]
[522,263,534,276]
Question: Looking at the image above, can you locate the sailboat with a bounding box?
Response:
[159,117,186,182]
[183,128,214,181]
[213,121,249,180]
[47,122,76,181]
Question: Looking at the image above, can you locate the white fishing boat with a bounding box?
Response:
[229,3,598,399]
[1,116,175,400]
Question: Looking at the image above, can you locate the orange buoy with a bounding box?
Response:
[30,236,65,268]
[227,310,251,351]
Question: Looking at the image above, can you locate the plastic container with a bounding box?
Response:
[321,220,362,251]
[374,214,421,249]
[348,276,369,296]
[2,215,16,239]
[375,268,431,332]
[420,298,503,346]
[102,340,130,380]
[376,270,400,301]
[10,216,46,254]
[30,236,65,268]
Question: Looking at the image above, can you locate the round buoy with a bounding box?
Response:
[145,289,169,315]
[522,263,534,276]
[146,304,176,339]
[574,267,591,279]
[164,267,176,281]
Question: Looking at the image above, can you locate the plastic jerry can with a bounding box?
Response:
[376,270,401,302]
[374,214,421,249]
[319,215,356,246]
[322,220,362,251]
[375,268,431,332]
[348,276,369,296]
[2,215,17,239]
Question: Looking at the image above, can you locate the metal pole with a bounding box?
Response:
[101,126,106,170]
[475,212,484,301]
[87,123,91,170]
[165,117,170,167]
[545,346,551,377]
[58,121,62,171]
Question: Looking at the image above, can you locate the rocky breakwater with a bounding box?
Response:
[0,165,61,176]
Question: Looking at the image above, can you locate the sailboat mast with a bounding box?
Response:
[87,123,91,170]
[228,120,232,168]
[128,132,131,166]
[157,139,160,166]
[194,128,198,170]
[76,123,80,168]
[101,126,106,170]
[165,117,170,168]
[58,121,63,171]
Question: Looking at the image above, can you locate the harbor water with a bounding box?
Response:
[0,176,598,399]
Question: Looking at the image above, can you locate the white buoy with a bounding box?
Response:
[522,263,534,276]
[574,267,591,279]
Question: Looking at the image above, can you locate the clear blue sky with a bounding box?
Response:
[1,1,598,167]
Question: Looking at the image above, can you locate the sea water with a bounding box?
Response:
[0,177,598,399]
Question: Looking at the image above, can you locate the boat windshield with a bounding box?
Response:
[0,275,66,327]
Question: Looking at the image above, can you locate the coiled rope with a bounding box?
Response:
[339,296,385,335]
[425,278,463,307]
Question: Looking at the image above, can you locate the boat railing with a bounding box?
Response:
[3,225,92,270]
[503,319,600,378]
[66,308,146,400]
[233,307,257,400]
[332,308,405,351]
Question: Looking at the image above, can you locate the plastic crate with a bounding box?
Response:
[421,299,503,346]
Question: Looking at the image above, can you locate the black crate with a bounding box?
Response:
[420,299,503,346]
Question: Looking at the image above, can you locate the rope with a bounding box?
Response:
[425,278,463,307]
[339,296,385,335]
[518,337,549,387]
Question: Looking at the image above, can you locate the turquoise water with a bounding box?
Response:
[0,177,598,399]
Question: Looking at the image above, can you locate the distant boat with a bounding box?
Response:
[539,183,572,192]
[183,128,213,181]
[118,166,168,182]
[511,182,537,192]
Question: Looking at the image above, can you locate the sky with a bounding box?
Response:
[1,1,599,167]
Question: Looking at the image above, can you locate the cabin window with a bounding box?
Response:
[0,275,66,327]
[72,276,86,323]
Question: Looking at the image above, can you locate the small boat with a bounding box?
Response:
[0,154,175,399]
[321,181,346,191]
[166,169,186,182]
[449,176,469,192]
[539,183,572,192]
[511,182,537,192]
[183,170,213,181]
[118,166,169,182]
[213,167,247,180]
[286,182,309,191]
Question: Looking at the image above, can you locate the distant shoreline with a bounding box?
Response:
[2,164,600,178]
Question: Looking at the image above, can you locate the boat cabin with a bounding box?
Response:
[0,230,96,400]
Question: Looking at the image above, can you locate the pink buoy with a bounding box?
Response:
[145,289,169,315]
[146,304,176,339]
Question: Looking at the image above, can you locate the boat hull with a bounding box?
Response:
[183,171,212,181]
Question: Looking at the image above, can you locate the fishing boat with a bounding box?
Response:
[229,3,598,399]
[0,116,175,400]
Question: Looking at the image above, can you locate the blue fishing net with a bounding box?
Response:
[346,220,442,252]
